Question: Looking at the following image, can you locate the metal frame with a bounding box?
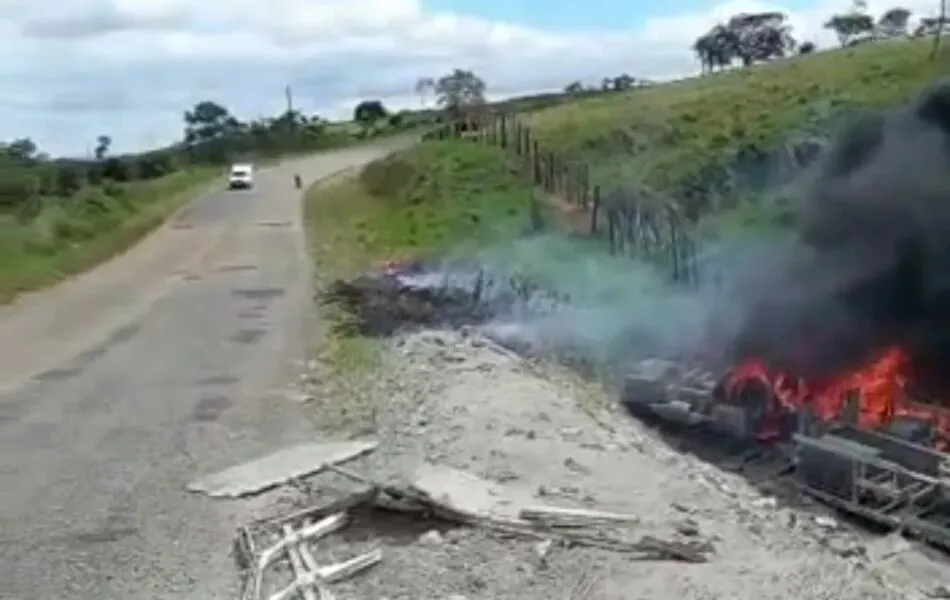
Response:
[620,368,950,550]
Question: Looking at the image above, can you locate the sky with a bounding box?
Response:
[0,0,942,157]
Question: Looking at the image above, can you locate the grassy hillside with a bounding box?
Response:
[305,141,533,274]
[524,38,945,199]
[307,37,948,272]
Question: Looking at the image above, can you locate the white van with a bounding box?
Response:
[227,163,254,190]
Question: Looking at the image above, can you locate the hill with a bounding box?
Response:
[523,38,945,217]
[308,36,948,273]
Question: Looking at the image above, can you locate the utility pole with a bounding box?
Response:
[932,0,947,60]
[284,84,296,143]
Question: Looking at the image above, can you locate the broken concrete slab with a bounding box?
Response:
[407,461,551,526]
[187,439,378,498]
[405,462,712,563]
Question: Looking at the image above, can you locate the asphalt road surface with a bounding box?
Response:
[0,143,406,600]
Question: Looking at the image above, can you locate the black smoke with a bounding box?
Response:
[727,78,950,391]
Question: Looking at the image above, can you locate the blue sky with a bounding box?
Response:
[423,0,817,30]
[423,0,665,30]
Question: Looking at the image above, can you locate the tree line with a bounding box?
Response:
[1,69,496,224]
[0,97,427,218]
[692,3,948,73]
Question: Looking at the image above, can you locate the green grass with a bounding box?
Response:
[306,140,534,270]
[0,167,219,303]
[524,38,946,195]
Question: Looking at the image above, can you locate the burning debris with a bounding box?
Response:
[320,259,566,337]
[723,79,950,419]
[620,354,950,551]
[603,80,950,552]
[607,80,950,547]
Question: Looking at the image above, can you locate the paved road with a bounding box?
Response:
[0,143,405,600]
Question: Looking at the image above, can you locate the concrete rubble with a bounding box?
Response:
[232,447,714,600]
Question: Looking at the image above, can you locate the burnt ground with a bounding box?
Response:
[266,320,950,600]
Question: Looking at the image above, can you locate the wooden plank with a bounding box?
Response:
[519,505,641,527]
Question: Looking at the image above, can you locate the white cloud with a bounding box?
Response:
[0,0,943,156]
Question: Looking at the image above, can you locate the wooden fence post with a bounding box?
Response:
[563,165,573,203]
[590,185,601,234]
[532,140,541,186]
[500,116,508,148]
[607,207,616,254]
[529,190,544,231]
[669,221,680,282]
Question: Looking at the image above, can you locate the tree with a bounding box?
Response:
[693,13,794,73]
[933,0,948,59]
[388,110,410,128]
[414,77,435,109]
[915,15,948,36]
[4,138,37,162]
[726,12,796,65]
[824,12,874,46]
[434,69,487,118]
[612,74,635,90]
[353,100,388,124]
[183,101,239,146]
[94,135,111,161]
[693,26,738,73]
[564,81,584,95]
[878,7,912,37]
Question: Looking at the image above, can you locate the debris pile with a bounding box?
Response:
[619,356,950,552]
[189,437,715,600]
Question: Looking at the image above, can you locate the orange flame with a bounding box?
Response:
[725,346,950,450]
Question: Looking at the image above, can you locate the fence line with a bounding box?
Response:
[421,115,702,287]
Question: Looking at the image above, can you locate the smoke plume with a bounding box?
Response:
[468,233,762,376]
[727,78,950,390]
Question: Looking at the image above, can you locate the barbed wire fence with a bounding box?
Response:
[422,114,705,287]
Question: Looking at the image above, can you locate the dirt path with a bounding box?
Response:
[288,328,950,600]
[0,140,411,600]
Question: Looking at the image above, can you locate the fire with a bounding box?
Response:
[724,345,950,450]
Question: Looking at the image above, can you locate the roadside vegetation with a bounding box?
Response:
[307,141,532,271]
[0,96,433,303]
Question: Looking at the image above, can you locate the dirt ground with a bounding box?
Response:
[268,327,950,600]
